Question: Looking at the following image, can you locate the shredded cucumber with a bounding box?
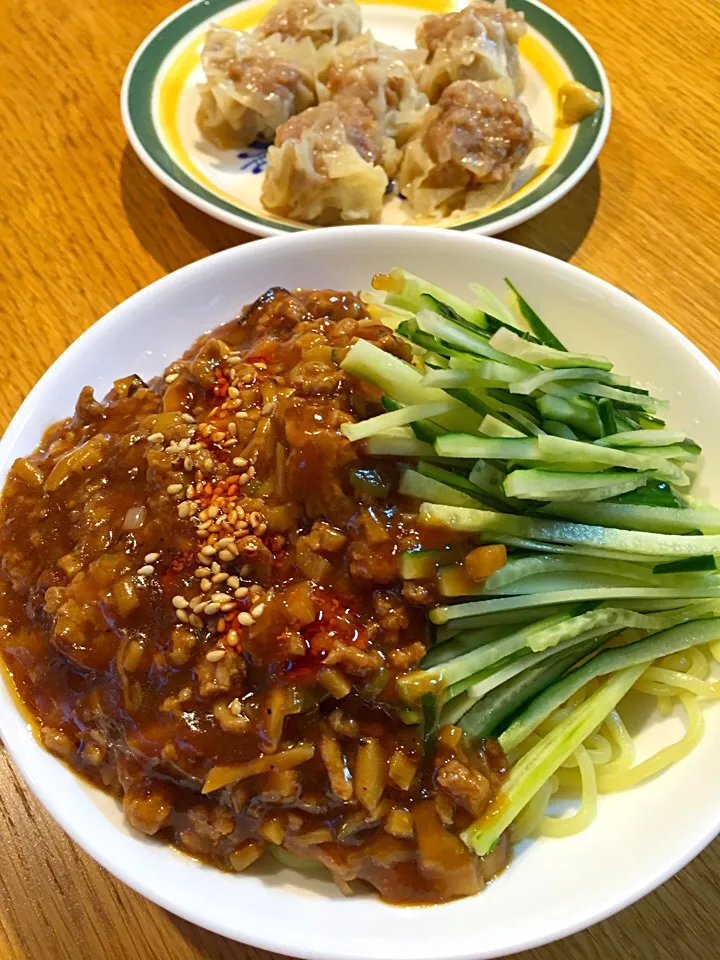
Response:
[489,326,611,371]
[503,469,652,502]
[399,468,484,509]
[542,501,720,534]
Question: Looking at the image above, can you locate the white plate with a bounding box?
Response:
[1,227,719,960]
[121,0,610,237]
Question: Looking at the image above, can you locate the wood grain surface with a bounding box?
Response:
[1,0,720,958]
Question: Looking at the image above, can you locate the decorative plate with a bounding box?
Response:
[121,0,610,237]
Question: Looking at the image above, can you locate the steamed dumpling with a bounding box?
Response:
[320,34,428,143]
[197,27,317,148]
[416,1,526,103]
[397,80,537,218]
[254,0,362,48]
[261,99,395,224]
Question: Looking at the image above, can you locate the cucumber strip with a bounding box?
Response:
[422,625,517,668]
[341,400,457,442]
[510,367,616,396]
[503,469,652,502]
[419,504,720,560]
[468,460,522,510]
[421,370,475,389]
[365,433,437,458]
[436,435,539,460]
[442,629,610,723]
[499,617,720,754]
[541,501,720,534]
[469,283,520,328]
[541,420,580,440]
[595,429,688,448]
[399,468,485,509]
[481,415,525,439]
[379,268,486,327]
[598,398,618,437]
[437,567,652,598]
[484,555,661,590]
[489,326,612,371]
[399,543,467,580]
[612,480,687,509]
[536,394,603,439]
[417,309,516,364]
[396,321,470,361]
[465,665,646,855]
[459,635,607,740]
[435,604,578,642]
[546,380,665,411]
[503,279,567,351]
[446,359,528,385]
[341,339,459,407]
[536,436,688,484]
[478,532,666,564]
[654,556,717,574]
[418,461,509,513]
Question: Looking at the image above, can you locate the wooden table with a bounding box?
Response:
[1,0,720,957]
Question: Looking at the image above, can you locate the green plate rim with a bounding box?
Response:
[122,0,609,235]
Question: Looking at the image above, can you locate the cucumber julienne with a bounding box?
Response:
[350,268,719,857]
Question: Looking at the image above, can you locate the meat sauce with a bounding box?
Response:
[0,287,510,903]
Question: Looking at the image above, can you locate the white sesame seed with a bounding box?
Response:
[178,501,191,519]
[147,432,164,443]
[200,578,212,592]
[250,603,266,619]
[227,576,240,590]
[195,566,211,577]
[238,473,249,486]
[172,596,189,609]
[218,549,234,562]
[181,413,195,423]
[212,572,229,583]
[236,411,248,419]
[144,552,160,563]
[261,403,274,417]
[175,609,189,623]
[187,443,201,452]
[215,537,232,549]
[220,602,236,613]
[167,483,183,495]
[165,373,179,384]
[183,457,194,471]
[211,592,233,603]
[201,545,217,557]
[234,587,249,599]
[193,601,208,614]
[228,698,243,715]
[178,438,190,450]
[207,506,220,519]
[206,649,225,662]
[189,614,203,629]
[237,611,254,626]
[247,466,256,478]
[255,523,267,537]
[204,602,221,616]
[211,562,221,574]
[137,564,155,576]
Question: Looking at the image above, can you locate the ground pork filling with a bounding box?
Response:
[0,287,510,903]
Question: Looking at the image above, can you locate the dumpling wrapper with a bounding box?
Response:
[397,80,542,219]
[416,0,526,103]
[254,0,362,49]
[261,99,397,224]
[197,27,317,148]
[319,34,428,143]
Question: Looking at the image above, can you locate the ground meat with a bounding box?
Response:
[416,1,525,56]
[436,759,491,817]
[123,781,173,836]
[275,98,383,167]
[422,82,534,187]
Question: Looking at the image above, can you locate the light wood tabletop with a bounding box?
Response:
[1,0,720,958]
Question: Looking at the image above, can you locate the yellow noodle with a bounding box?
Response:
[656,695,673,717]
[642,666,720,698]
[513,778,554,841]
[710,639,720,665]
[596,693,703,792]
[540,746,597,838]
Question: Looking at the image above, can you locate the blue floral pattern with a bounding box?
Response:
[237,142,269,174]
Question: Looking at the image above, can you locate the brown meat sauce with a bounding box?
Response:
[0,288,509,903]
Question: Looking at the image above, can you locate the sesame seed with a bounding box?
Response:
[201,545,217,557]
[181,413,195,423]
[254,361,267,370]
[234,587,249,599]
[147,432,164,443]
[226,630,240,647]
[206,649,225,662]
[247,466,256,478]
[172,596,189,609]
[137,564,155,576]
[178,438,190,450]
[183,457,194,471]
[227,422,237,435]
[228,386,240,399]
[176,609,189,623]
[203,458,214,472]
[187,443,201,452]
[211,592,233,603]
[200,578,212,592]
[167,483,184,495]
[215,537,232,549]
[193,601,208,614]
[178,501,191,519]
[250,603,266,618]
[227,576,240,590]
[249,511,262,528]
[212,572,229,583]
[195,566,211,577]
[238,473,249,485]
[207,506,220,519]
[189,614,203,629]
[186,485,195,498]
[218,549,234,562]
[255,523,268,536]
[204,602,221,616]
[237,611,254,627]
[261,403,274,416]
[144,552,160,563]
[237,411,248,419]
[220,602,236,613]
[232,456,247,468]
[165,373,179,384]
[216,618,226,633]
[229,698,243,715]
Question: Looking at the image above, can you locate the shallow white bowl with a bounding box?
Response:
[1,227,719,960]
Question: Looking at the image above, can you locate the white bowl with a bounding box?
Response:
[1,227,719,960]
